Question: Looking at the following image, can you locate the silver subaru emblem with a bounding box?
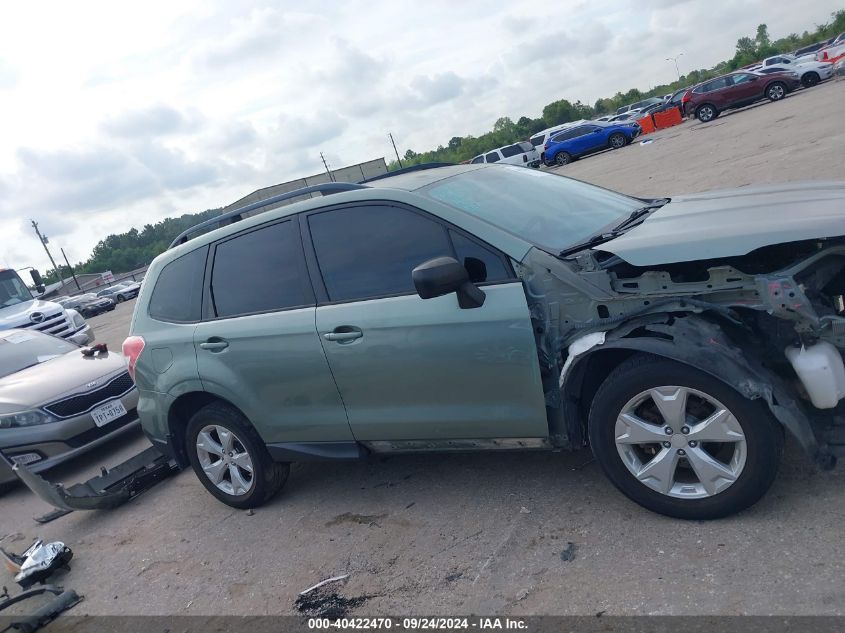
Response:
[86,380,99,388]
[29,312,46,324]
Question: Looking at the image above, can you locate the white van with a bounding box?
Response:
[469,141,540,167]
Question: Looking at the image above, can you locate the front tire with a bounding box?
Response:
[186,402,289,509]
[766,81,787,101]
[116,294,126,303]
[608,132,627,149]
[588,354,782,520]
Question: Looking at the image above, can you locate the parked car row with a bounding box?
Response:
[55,293,116,318]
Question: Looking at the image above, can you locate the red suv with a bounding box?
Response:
[682,70,801,122]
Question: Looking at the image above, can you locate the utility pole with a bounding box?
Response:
[388,132,403,168]
[320,152,335,182]
[61,247,81,291]
[30,220,66,289]
[665,53,684,82]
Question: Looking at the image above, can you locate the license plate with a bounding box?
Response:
[91,400,127,427]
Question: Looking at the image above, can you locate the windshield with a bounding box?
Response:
[421,166,642,251]
[0,331,76,379]
[0,270,34,308]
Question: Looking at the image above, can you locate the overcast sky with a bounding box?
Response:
[0,0,839,273]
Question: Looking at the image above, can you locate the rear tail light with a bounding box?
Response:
[122,336,145,382]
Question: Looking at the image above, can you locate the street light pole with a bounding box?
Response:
[388,132,403,169]
[666,53,684,82]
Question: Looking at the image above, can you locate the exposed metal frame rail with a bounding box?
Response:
[168,182,370,249]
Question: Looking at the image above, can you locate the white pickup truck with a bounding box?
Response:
[0,268,94,345]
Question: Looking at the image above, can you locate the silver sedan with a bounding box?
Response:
[0,329,139,487]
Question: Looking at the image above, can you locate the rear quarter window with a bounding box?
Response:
[500,144,522,158]
[148,246,208,322]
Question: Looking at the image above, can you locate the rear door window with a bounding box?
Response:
[148,246,208,322]
[210,220,312,318]
[485,151,501,163]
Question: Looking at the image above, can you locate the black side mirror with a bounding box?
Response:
[412,257,486,309]
[30,270,45,294]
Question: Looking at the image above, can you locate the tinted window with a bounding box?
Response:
[450,231,510,284]
[518,141,535,152]
[148,246,208,322]
[485,151,500,163]
[730,73,755,85]
[470,155,484,164]
[500,144,522,158]
[309,205,452,302]
[551,130,574,142]
[211,221,309,318]
[529,135,544,147]
[699,77,729,92]
[569,126,592,139]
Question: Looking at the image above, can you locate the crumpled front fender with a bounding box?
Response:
[562,314,826,465]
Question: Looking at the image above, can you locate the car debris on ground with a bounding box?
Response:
[295,575,371,618]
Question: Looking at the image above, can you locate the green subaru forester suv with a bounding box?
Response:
[125,164,845,519]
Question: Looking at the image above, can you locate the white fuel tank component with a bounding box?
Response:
[785,342,845,409]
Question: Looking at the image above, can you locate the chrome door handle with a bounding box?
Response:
[323,331,363,342]
[199,340,229,351]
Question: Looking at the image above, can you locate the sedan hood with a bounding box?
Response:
[601,181,845,266]
[0,351,128,414]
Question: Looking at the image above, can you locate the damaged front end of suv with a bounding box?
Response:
[526,183,845,482]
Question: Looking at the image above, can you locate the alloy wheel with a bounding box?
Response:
[614,386,747,499]
[195,424,255,496]
[698,106,714,121]
[768,84,785,100]
[609,134,626,148]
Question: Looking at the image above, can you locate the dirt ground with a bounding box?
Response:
[1,81,845,617]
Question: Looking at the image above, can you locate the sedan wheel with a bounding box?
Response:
[766,82,786,101]
[608,133,626,149]
[696,105,716,122]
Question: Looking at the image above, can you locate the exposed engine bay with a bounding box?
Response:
[518,237,845,465]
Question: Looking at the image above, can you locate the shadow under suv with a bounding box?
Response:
[126,165,845,519]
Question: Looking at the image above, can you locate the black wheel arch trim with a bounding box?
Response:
[561,312,826,466]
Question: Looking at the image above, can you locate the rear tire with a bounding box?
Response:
[116,294,125,303]
[588,354,782,520]
[766,81,787,101]
[695,104,718,122]
[801,72,820,88]
[555,152,572,166]
[186,402,289,509]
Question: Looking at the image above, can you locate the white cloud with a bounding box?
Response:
[0,0,838,271]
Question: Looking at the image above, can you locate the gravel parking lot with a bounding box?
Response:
[1,81,844,617]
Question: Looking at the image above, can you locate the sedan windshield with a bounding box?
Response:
[421,165,642,251]
[0,331,76,379]
[0,270,34,308]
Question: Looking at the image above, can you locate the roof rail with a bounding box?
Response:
[361,162,454,183]
[168,182,369,249]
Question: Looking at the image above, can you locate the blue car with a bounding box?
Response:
[544,121,641,166]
